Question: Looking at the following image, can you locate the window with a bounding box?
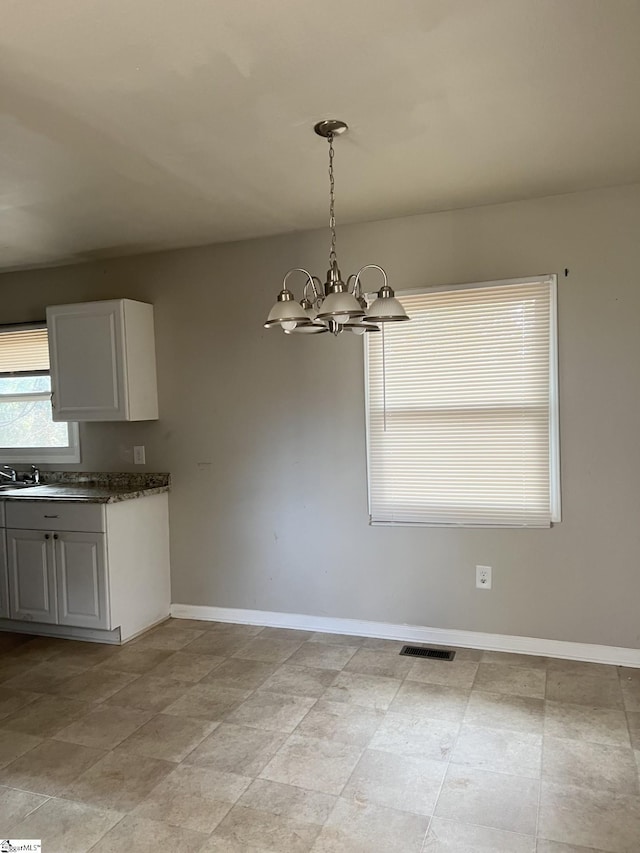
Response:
[365,276,559,527]
[0,325,80,464]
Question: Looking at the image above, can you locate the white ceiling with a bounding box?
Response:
[2,0,640,271]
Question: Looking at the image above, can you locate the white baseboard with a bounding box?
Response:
[170,604,640,668]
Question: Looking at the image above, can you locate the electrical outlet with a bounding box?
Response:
[133,445,146,465]
[476,565,492,589]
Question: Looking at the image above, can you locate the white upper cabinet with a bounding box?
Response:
[47,299,158,421]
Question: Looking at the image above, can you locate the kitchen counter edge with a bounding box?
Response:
[0,485,170,504]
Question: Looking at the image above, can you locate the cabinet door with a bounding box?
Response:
[47,300,128,421]
[55,532,110,630]
[0,530,9,619]
[6,529,57,623]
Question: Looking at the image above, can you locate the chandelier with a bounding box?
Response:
[264,119,410,336]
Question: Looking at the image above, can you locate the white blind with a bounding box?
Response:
[365,278,557,527]
[0,327,50,374]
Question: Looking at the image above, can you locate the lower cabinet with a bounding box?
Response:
[55,532,108,629]
[6,529,108,629]
[6,529,57,624]
[0,495,170,642]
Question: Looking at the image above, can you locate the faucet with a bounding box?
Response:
[0,466,17,482]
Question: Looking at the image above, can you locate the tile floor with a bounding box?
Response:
[0,620,637,852]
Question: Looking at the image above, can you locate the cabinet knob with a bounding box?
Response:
[53,534,59,540]
[44,534,50,540]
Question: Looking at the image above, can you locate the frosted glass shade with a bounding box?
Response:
[343,320,381,334]
[264,296,309,328]
[316,290,365,321]
[366,295,410,322]
[284,324,328,335]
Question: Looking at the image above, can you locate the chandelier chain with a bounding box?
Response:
[328,133,337,265]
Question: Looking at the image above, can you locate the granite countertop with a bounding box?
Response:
[0,472,170,504]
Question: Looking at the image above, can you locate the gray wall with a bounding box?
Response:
[2,182,639,649]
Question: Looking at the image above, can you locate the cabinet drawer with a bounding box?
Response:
[5,502,105,533]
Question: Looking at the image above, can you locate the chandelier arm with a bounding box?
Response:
[311,276,323,301]
[282,267,316,296]
[302,277,324,309]
[353,264,389,301]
